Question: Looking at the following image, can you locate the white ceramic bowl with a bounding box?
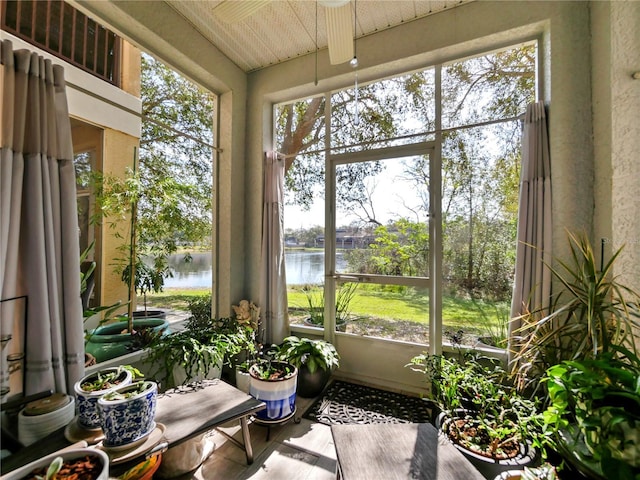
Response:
[18,396,75,446]
[1,447,109,480]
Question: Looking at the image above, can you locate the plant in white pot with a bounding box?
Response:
[73,365,142,430]
[2,448,110,480]
[249,358,298,421]
[98,379,158,448]
[144,315,238,389]
[274,336,339,398]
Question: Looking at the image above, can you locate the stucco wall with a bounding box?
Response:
[609,2,640,291]
[100,130,139,313]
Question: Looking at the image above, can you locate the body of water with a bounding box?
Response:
[163,250,347,288]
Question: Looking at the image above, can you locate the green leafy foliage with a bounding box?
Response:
[144,318,240,388]
[512,231,640,391]
[407,352,547,459]
[103,380,154,401]
[80,365,143,392]
[299,282,357,327]
[249,360,296,381]
[275,336,340,374]
[544,347,640,478]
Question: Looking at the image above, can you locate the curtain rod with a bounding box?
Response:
[66,80,222,153]
[296,112,525,158]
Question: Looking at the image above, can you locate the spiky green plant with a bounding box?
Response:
[511,231,640,392]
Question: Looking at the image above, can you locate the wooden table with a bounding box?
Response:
[331,423,486,480]
[1,380,265,475]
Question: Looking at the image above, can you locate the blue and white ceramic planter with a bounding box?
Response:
[98,380,157,447]
[249,361,297,421]
[74,367,133,430]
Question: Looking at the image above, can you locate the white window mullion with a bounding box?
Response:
[430,64,443,356]
[324,92,337,344]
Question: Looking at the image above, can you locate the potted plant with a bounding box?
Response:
[509,232,640,478]
[510,231,640,394]
[84,316,169,364]
[2,448,110,480]
[230,299,262,392]
[543,345,640,480]
[98,380,158,448]
[120,256,171,320]
[249,359,298,421]
[274,336,339,398]
[408,352,546,479]
[494,463,558,480]
[300,282,357,331]
[73,365,142,430]
[143,314,238,389]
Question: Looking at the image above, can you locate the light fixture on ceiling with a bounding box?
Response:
[212,0,271,24]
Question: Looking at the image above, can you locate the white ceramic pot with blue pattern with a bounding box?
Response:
[98,380,157,448]
[74,367,133,429]
[249,361,297,421]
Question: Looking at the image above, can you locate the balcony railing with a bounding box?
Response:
[1,0,121,86]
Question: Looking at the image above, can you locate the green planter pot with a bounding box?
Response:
[85,318,169,363]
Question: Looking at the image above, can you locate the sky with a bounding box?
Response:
[283,157,427,230]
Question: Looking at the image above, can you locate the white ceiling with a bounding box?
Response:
[165,1,473,72]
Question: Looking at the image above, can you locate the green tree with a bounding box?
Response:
[279,44,534,301]
[139,53,214,259]
[86,54,214,299]
[369,219,429,277]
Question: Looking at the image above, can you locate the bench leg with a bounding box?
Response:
[240,416,254,464]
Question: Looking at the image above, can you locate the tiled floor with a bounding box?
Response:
[169,395,337,480]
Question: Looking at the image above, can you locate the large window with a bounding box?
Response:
[277,42,536,351]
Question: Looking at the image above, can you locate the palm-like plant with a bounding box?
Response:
[511,231,640,392]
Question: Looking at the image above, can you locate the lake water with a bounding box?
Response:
[163,250,347,288]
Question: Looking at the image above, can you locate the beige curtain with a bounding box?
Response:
[509,101,552,356]
[1,39,84,397]
[259,152,289,345]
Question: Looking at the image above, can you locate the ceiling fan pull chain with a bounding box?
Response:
[354,71,359,126]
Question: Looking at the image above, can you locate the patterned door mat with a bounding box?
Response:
[302,380,434,426]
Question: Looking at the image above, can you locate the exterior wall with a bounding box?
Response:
[602,1,640,291]
[592,1,640,352]
[120,42,141,98]
[100,130,140,313]
[247,0,596,391]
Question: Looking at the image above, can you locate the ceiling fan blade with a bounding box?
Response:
[213,0,271,24]
[324,3,354,65]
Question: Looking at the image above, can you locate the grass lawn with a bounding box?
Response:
[143,285,509,342]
